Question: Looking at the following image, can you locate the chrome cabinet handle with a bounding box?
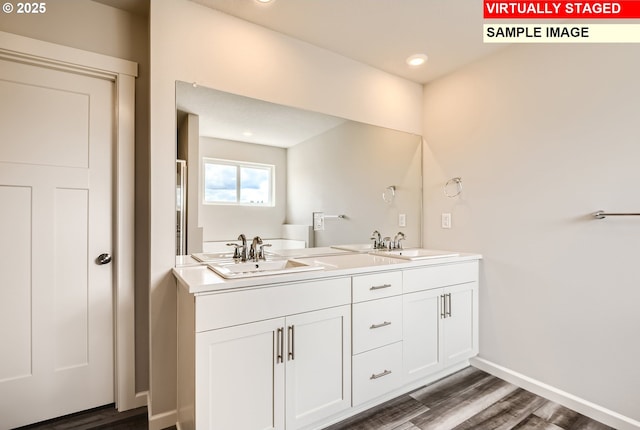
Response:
[276,328,284,364]
[370,321,392,329]
[96,253,112,265]
[370,284,392,291]
[440,293,453,319]
[287,325,295,361]
[370,369,392,380]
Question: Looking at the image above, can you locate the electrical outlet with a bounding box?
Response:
[398,213,406,227]
[313,212,325,231]
[441,213,452,229]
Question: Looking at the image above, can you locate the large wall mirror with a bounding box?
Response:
[176,80,423,260]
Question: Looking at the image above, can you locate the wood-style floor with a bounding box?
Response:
[14,367,614,430]
[14,405,154,430]
[327,367,615,430]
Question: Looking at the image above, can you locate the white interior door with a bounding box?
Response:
[0,57,115,429]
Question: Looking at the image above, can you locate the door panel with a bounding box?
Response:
[0,186,32,382]
[0,68,89,168]
[0,58,114,428]
[53,188,89,370]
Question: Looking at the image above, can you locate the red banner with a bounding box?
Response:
[484,1,640,19]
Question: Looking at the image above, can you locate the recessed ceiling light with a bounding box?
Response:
[255,0,274,3]
[406,54,428,67]
[243,131,254,137]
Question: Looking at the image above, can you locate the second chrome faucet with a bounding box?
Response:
[371,230,405,250]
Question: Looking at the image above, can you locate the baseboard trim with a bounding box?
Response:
[470,357,640,430]
[134,391,149,408]
[148,408,177,430]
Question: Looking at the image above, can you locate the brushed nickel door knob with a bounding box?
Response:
[96,253,112,265]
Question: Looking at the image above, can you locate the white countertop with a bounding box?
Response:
[173,249,482,295]
[269,246,353,258]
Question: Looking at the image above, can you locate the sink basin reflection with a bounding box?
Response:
[208,259,324,279]
[191,252,237,262]
[370,249,459,260]
[331,243,373,252]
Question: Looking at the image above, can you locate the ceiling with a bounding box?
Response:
[92,0,148,16]
[189,0,504,84]
[93,0,503,84]
[101,0,506,145]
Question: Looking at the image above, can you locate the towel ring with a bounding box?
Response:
[444,177,462,198]
[382,186,396,204]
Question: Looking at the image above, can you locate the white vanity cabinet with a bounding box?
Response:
[175,255,481,430]
[177,277,352,430]
[402,261,479,384]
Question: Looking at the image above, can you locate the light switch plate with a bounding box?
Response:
[398,213,406,227]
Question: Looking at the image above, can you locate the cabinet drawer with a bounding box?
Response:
[403,261,478,294]
[352,271,402,303]
[195,277,350,332]
[352,296,402,354]
[352,342,403,406]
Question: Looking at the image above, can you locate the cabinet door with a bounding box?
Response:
[403,288,444,383]
[443,282,478,364]
[196,318,285,430]
[285,305,351,429]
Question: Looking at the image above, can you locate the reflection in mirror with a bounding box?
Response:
[176,81,422,262]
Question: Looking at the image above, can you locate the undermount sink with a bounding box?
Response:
[370,248,459,260]
[208,259,324,279]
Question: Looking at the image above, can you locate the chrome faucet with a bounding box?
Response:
[371,230,382,249]
[236,234,249,261]
[226,234,247,260]
[250,236,263,262]
[258,242,272,260]
[227,234,270,262]
[393,232,406,250]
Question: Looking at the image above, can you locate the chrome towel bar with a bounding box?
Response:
[593,210,640,219]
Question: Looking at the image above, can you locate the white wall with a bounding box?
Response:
[423,44,640,426]
[288,121,422,247]
[149,0,422,424]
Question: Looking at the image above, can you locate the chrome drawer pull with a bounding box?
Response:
[370,369,392,380]
[370,321,392,329]
[370,284,392,291]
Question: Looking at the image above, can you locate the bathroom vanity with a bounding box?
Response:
[173,250,481,430]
